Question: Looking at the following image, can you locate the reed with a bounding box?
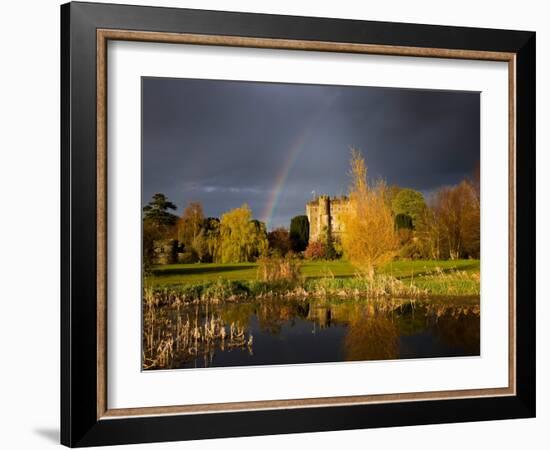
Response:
[257,255,302,284]
[142,302,254,370]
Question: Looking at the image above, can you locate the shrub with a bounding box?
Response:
[267,227,292,256]
[202,279,250,301]
[257,255,302,284]
[177,250,198,263]
[397,228,413,246]
[398,239,423,259]
[304,241,327,260]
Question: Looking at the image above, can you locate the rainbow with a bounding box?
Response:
[261,93,337,229]
[260,129,311,229]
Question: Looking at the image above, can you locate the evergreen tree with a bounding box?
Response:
[142,193,178,228]
[289,215,309,252]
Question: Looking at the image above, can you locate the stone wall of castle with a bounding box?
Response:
[306,195,349,242]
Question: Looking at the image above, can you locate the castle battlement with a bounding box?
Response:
[306,195,350,242]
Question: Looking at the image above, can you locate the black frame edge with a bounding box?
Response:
[60,2,536,447]
[514,32,536,418]
[60,2,72,447]
[62,2,102,446]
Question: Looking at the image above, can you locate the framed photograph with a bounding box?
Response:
[61,1,536,447]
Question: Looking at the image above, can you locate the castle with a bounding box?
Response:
[306,195,350,242]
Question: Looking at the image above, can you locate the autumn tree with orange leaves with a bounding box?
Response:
[340,149,398,278]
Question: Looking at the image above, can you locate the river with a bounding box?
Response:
[142,296,480,370]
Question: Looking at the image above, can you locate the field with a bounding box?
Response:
[148,259,480,292]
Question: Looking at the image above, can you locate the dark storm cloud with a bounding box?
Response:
[142,77,479,229]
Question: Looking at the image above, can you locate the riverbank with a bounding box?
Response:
[144,260,480,306]
[148,259,479,286]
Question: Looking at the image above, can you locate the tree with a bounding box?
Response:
[394,213,414,252]
[178,201,204,246]
[415,206,441,259]
[459,181,480,258]
[321,225,338,260]
[463,164,481,258]
[432,186,461,259]
[219,204,268,263]
[250,220,270,260]
[431,180,479,259]
[383,184,403,209]
[191,231,209,262]
[391,189,427,228]
[267,227,292,256]
[202,217,221,263]
[142,194,178,269]
[340,149,398,278]
[469,162,480,201]
[142,193,178,229]
[289,215,309,252]
[395,213,413,230]
[142,220,164,272]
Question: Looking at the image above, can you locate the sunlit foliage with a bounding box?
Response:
[219,204,268,263]
[392,188,427,228]
[177,201,204,246]
[340,149,398,278]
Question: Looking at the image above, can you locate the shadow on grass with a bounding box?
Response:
[304,274,355,280]
[153,265,254,277]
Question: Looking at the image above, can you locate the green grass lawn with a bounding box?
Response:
[148,259,479,287]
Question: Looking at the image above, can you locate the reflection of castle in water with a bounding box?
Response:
[307,305,333,328]
[306,302,392,329]
[306,195,350,242]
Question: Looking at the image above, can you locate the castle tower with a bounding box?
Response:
[306,194,349,244]
[318,195,331,235]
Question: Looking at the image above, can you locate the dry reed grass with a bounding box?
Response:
[142,293,253,370]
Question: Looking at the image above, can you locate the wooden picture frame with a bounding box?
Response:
[61,1,535,447]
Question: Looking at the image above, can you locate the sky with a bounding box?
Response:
[142,77,480,230]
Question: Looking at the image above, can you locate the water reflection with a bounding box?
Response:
[143,297,480,370]
[344,314,399,361]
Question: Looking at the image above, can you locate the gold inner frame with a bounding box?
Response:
[96,29,517,420]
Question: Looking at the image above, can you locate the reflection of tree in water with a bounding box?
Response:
[343,312,399,361]
[217,302,255,326]
[253,300,310,335]
[318,300,479,361]
[427,305,480,355]
[395,302,480,355]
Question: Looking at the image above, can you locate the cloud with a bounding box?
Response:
[182,182,265,195]
[143,77,479,229]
